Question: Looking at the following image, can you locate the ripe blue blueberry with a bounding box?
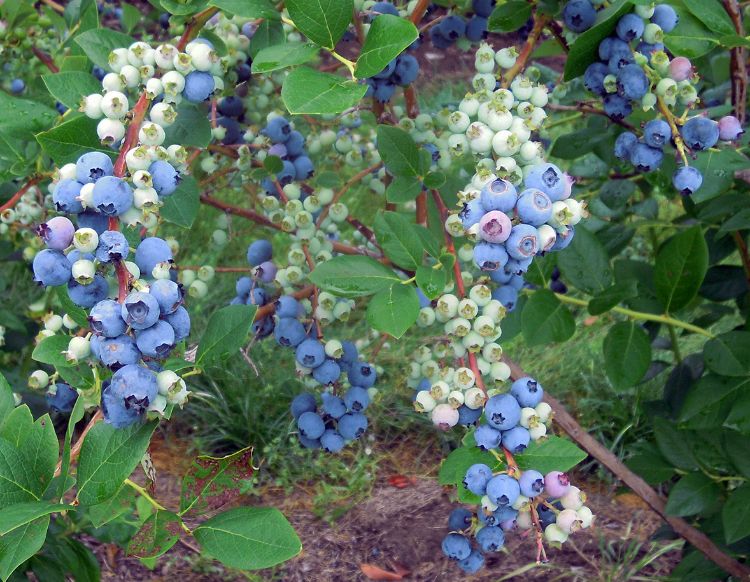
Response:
[476,525,505,552]
[448,507,473,531]
[473,242,508,271]
[183,71,215,102]
[296,338,326,368]
[672,166,703,196]
[486,474,521,506]
[516,188,553,226]
[96,334,141,368]
[33,249,72,286]
[439,15,467,41]
[10,78,25,94]
[598,37,629,62]
[135,237,173,277]
[630,142,663,172]
[313,359,342,385]
[165,306,191,341]
[96,230,130,262]
[371,1,399,16]
[53,180,85,214]
[511,377,544,407]
[614,131,638,161]
[217,96,244,118]
[457,404,482,425]
[275,317,307,347]
[616,13,645,41]
[76,152,114,184]
[372,80,396,103]
[348,362,377,388]
[394,54,419,86]
[136,320,175,358]
[463,463,493,495]
[46,382,78,413]
[92,176,133,216]
[90,299,127,337]
[102,364,158,428]
[524,163,566,201]
[681,117,720,151]
[344,386,370,412]
[608,49,634,74]
[506,224,539,261]
[320,430,345,453]
[217,116,242,145]
[472,0,493,17]
[492,285,518,311]
[262,117,292,143]
[337,412,368,440]
[474,424,502,450]
[484,393,521,430]
[441,533,471,561]
[247,239,273,267]
[616,64,649,100]
[291,392,317,420]
[584,62,608,96]
[293,156,314,180]
[77,210,108,234]
[459,197,485,229]
[457,549,484,574]
[321,392,347,418]
[651,4,678,32]
[465,16,488,41]
[149,160,180,196]
[149,279,182,314]
[121,291,161,330]
[298,411,326,439]
[502,426,531,453]
[480,179,518,213]
[285,130,306,157]
[519,470,545,497]
[603,94,633,120]
[563,0,596,33]
[275,295,303,318]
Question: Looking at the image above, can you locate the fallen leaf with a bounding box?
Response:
[387,475,417,488]
[360,564,407,580]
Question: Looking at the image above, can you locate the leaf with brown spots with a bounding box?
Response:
[360,564,409,580]
[127,510,182,559]
[179,446,254,516]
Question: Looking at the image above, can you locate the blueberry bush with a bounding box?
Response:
[0,0,748,579]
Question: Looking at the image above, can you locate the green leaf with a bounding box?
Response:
[309,255,399,297]
[0,92,57,174]
[196,305,258,366]
[56,286,89,329]
[285,0,352,49]
[691,149,750,203]
[487,0,532,32]
[521,290,575,346]
[703,332,750,377]
[515,436,588,474]
[119,3,140,32]
[663,6,720,59]
[86,485,136,527]
[385,175,423,203]
[0,375,14,422]
[717,208,750,237]
[36,115,115,166]
[74,29,137,69]
[550,126,611,159]
[602,322,651,389]
[373,211,424,270]
[599,179,636,208]
[160,0,210,15]
[376,125,421,177]
[251,42,319,73]
[416,265,447,300]
[438,447,500,486]
[249,20,285,58]
[557,226,612,294]
[42,72,101,112]
[76,421,158,505]
[180,447,255,516]
[207,0,279,19]
[32,335,72,368]
[625,444,675,485]
[281,67,367,115]
[564,0,633,80]
[653,422,698,470]
[683,0,735,36]
[366,283,419,339]
[423,171,445,189]
[56,397,86,499]
[0,502,71,536]
[724,392,750,434]
[194,507,301,570]
[0,516,49,582]
[723,484,750,543]
[588,280,638,315]
[1,0,36,28]
[665,472,720,517]
[654,226,708,312]
[678,375,750,423]
[164,103,212,148]
[127,510,182,559]
[354,14,418,78]
[160,175,200,228]
[719,34,750,48]
[417,225,442,259]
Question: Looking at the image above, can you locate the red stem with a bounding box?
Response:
[0,177,42,213]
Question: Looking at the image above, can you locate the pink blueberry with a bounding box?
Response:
[479,210,512,243]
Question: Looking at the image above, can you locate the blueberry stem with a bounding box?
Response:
[656,95,689,166]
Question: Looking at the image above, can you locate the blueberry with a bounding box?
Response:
[394,54,420,86]
[511,377,544,407]
[149,160,180,196]
[441,533,471,561]
[37,216,75,250]
[33,249,72,287]
[536,502,558,528]
[608,49,635,74]
[516,188,553,226]
[96,334,141,368]
[217,96,244,118]
[297,411,325,439]
[598,37,629,63]
[53,180,85,214]
[563,0,596,33]
[135,237,173,277]
[630,142,663,172]
[348,362,376,388]
[321,392,347,418]
[463,463,493,495]
[371,1,399,16]
[344,386,370,412]
[291,392,317,420]
[373,59,397,80]
[448,507,473,531]
[506,224,539,260]
[583,62,608,96]
[296,338,326,368]
[121,291,161,330]
[76,152,114,184]
[313,359,341,385]
[524,163,566,201]
[373,80,396,103]
[473,242,508,271]
[502,426,531,453]
[46,382,78,413]
[681,117,719,151]
[459,197,485,228]
[247,287,267,306]
[10,78,25,94]
[337,412,368,440]
[247,239,273,266]
[90,299,127,337]
[486,474,520,506]
[262,117,292,144]
[457,549,484,574]
[77,210,108,234]
[438,15,467,41]
[236,63,251,82]
[320,429,346,453]
[519,470,545,497]
[603,93,632,120]
[183,71,215,102]
[616,63,649,100]
[149,279,182,314]
[339,341,359,367]
[275,317,307,347]
[275,295,302,318]
[429,26,453,49]
[102,364,158,427]
[651,4,678,33]
[457,405,482,425]
[476,525,505,552]
[92,176,133,216]
[478,210,512,243]
[614,131,638,161]
[472,0,494,17]
[136,320,175,358]
[96,230,129,262]
[552,227,575,251]
[474,424,501,450]
[165,306,190,342]
[616,13,645,41]
[485,393,521,430]
[672,166,703,196]
[465,16,488,41]
[480,179,518,213]
[643,119,672,148]
[293,156,314,180]
[718,115,744,141]
[492,285,518,311]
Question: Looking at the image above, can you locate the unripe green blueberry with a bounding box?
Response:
[462,331,484,353]
[490,361,511,382]
[283,183,301,200]
[328,203,348,222]
[189,280,208,298]
[414,390,436,413]
[332,301,351,321]
[72,260,96,285]
[44,314,63,332]
[198,265,215,281]
[454,367,475,390]
[28,370,49,390]
[318,291,336,311]
[180,269,196,286]
[417,307,436,327]
[286,266,303,283]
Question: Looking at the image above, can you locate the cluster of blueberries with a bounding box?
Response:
[32,151,189,427]
[259,116,315,194]
[459,163,580,314]
[429,0,496,47]
[214,95,247,145]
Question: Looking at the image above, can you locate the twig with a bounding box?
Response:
[315,163,382,227]
[54,410,103,477]
[546,103,637,132]
[722,0,747,124]
[32,47,59,73]
[39,0,65,13]
[0,176,42,213]
[501,14,550,89]
[410,0,431,24]
[352,4,365,45]
[177,7,220,51]
[430,189,465,296]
